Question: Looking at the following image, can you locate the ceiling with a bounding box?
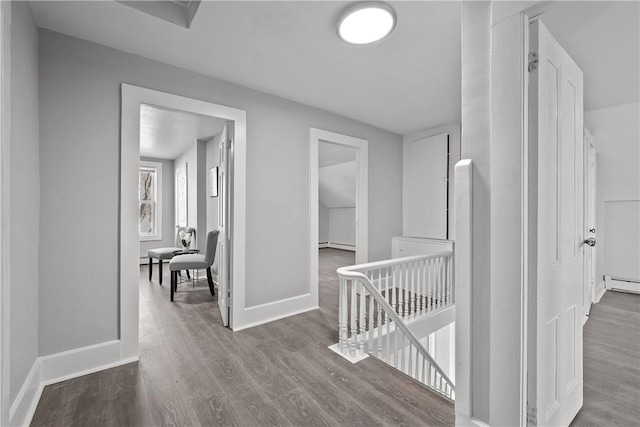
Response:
[541,1,639,111]
[319,161,356,208]
[29,1,638,135]
[29,0,461,135]
[139,104,226,159]
[319,141,356,168]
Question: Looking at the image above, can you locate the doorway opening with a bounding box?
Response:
[308,128,368,309]
[138,103,231,346]
[120,85,246,360]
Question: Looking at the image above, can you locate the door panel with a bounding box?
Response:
[217,123,232,327]
[405,133,448,239]
[531,19,584,426]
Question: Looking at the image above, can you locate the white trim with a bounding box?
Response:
[309,127,368,314]
[139,160,163,241]
[327,242,356,252]
[0,2,8,425]
[454,159,473,421]
[328,343,369,363]
[232,296,318,331]
[8,358,39,425]
[121,85,247,353]
[9,340,137,427]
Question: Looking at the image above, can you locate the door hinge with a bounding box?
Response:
[528,51,539,72]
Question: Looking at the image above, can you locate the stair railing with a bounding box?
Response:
[334,252,455,400]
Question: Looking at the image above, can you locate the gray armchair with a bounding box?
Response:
[147,227,196,284]
[169,230,219,301]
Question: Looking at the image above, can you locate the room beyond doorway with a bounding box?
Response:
[309,128,368,309]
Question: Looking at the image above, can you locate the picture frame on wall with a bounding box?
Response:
[209,167,218,197]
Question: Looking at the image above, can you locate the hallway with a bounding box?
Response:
[30,249,453,426]
[571,291,640,426]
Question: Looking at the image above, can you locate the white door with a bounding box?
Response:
[530,19,584,426]
[405,133,448,239]
[583,132,596,318]
[217,123,233,327]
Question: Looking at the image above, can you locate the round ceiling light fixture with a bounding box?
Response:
[337,2,397,45]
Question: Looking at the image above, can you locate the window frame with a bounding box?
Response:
[139,160,163,241]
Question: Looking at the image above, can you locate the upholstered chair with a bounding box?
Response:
[169,230,219,301]
[147,227,196,284]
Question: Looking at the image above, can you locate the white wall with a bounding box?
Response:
[174,140,206,251]
[328,208,356,247]
[318,202,329,243]
[461,1,492,422]
[174,143,196,231]
[38,29,403,355]
[196,140,206,253]
[205,134,221,236]
[586,102,640,293]
[9,1,40,404]
[139,157,175,258]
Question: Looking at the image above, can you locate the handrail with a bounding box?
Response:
[338,269,455,396]
[338,251,453,273]
[335,252,456,400]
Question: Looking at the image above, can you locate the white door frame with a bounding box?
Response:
[309,128,368,306]
[120,84,247,358]
[0,2,9,424]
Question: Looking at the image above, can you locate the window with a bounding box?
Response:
[139,160,163,241]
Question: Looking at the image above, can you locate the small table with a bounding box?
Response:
[173,249,200,283]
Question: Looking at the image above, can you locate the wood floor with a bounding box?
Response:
[31,249,454,426]
[571,290,640,427]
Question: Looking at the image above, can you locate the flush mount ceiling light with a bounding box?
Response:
[337,2,397,45]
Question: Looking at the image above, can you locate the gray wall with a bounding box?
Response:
[318,202,329,243]
[139,156,175,259]
[38,29,402,355]
[9,1,40,403]
[328,208,356,246]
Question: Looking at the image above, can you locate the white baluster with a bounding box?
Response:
[349,279,357,358]
[359,280,365,356]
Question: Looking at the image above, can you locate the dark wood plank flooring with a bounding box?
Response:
[571,290,640,427]
[31,249,454,426]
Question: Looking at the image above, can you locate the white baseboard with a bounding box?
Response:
[9,358,41,426]
[233,293,318,331]
[318,242,355,251]
[327,242,356,252]
[9,340,136,426]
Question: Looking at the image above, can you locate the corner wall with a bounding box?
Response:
[9,0,39,408]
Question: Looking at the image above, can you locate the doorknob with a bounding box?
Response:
[583,238,596,247]
[588,228,596,233]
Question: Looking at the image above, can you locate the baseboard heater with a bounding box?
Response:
[605,275,640,294]
[318,242,356,252]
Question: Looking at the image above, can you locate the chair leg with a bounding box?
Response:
[159,260,163,284]
[171,271,176,301]
[206,267,215,296]
[149,257,153,281]
[186,269,191,279]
